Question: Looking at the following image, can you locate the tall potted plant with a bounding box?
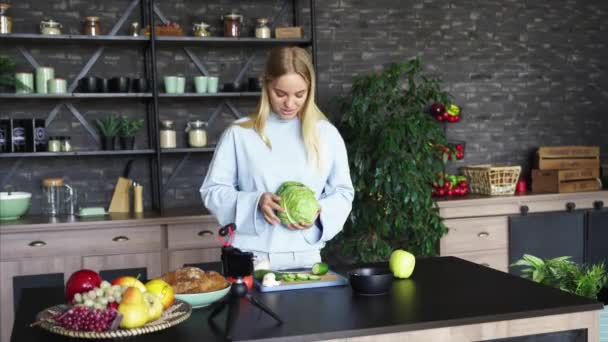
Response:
[0,55,24,91]
[326,58,451,263]
[118,116,144,150]
[95,114,120,150]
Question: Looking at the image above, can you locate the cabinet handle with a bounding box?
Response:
[477,232,489,238]
[112,236,130,242]
[480,263,490,267]
[594,200,604,210]
[566,202,576,212]
[520,205,529,216]
[28,240,47,247]
[198,230,214,237]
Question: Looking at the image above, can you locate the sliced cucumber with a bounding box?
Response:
[254,269,273,281]
[296,273,309,281]
[311,262,329,276]
[307,275,322,281]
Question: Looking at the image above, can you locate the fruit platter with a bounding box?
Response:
[31,269,191,339]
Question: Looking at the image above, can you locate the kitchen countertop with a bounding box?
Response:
[11,257,604,342]
[0,207,212,233]
[434,190,608,208]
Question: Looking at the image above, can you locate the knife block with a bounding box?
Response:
[108,177,132,213]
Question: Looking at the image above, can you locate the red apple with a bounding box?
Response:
[438,188,446,196]
[456,152,464,159]
[431,190,438,197]
[459,180,468,189]
[453,188,462,196]
[435,115,444,122]
[430,103,445,117]
[455,144,464,151]
[65,269,102,302]
[444,181,452,190]
[442,112,450,120]
[447,189,454,196]
[453,115,461,122]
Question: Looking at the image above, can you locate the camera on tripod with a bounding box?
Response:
[221,246,254,278]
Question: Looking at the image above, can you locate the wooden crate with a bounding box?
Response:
[275,26,304,38]
[532,168,601,193]
[536,146,600,170]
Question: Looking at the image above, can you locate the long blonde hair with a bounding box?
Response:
[237,46,327,168]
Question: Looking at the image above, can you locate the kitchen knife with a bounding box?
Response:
[108,160,134,213]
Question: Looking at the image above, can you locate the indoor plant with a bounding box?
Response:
[0,55,25,91]
[118,116,144,150]
[95,114,120,150]
[513,254,608,340]
[326,58,452,263]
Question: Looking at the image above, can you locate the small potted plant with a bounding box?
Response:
[119,116,144,150]
[513,254,608,340]
[95,114,120,150]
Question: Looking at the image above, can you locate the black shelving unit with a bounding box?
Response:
[0,0,317,215]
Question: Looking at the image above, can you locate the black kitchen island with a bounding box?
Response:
[11,257,603,342]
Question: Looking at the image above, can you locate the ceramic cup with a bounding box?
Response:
[131,78,148,93]
[97,77,109,93]
[176,76,186,93]
[35,66,55,94]
[194,76,208,93]
[15,73,34,94]
[108,77,131,93]
[47,78,67,94]
[164,76,178,93]
[78,76,99,93]
[207,76,219,93]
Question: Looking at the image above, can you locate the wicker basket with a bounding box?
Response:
[460,164,522,196]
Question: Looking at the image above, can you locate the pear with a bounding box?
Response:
[143,292,164,322]
[118,287,149,328]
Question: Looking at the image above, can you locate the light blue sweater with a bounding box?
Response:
[200,113,354,262]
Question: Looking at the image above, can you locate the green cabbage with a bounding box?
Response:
[275,181,319,226]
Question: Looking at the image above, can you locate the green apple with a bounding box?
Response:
[389,249,416,278]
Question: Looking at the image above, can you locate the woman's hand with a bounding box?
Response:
[286,209,321,230]
[258,192,284,225]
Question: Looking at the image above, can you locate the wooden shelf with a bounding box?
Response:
[0,150,156,158]
[155,36,311,47]
[0,93,153,99]
[0,33,150,44]
[158,92,260,98]
[160,147,216,153]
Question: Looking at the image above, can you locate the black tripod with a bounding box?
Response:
[208,278,283,341]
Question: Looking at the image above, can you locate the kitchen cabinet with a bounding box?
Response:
[82,252,163,281]
[587,208,608,265]
[0,256,81,342]
[438,191,608,273]
[509,211,585,275]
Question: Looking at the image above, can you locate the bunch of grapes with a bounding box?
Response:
[54,306,118,332]
[72,280,125,309]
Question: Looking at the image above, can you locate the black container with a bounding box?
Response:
[248,77,262,92]
[348,267,394,296]
[78,76,100,93]
[0,119,10,153]
[97,78,109,93]
[101,136,115,150]
[11,119,33,153]
[119,136,135,150]
[108,77,131,93]
[34,119,46,152]
[222,82,239,92]
[131,78,148,93]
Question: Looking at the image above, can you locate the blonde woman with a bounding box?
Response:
[200,47,354,270]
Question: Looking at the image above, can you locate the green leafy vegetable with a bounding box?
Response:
[275,181,319,226]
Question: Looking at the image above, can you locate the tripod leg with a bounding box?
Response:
[224,297,240,341]
[246,294,284,325]
[208,297,227,322]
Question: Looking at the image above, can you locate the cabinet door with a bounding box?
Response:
[82,252,162,282]
[587,208,608,265]
[509,211,585,275]
[1,257,81,342]
[440,216,508,255]
[168,248,222,273]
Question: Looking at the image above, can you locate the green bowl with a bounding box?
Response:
[174,284,231,309]
[0,192,32,221]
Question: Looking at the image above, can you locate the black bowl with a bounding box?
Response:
[348,267,394,296]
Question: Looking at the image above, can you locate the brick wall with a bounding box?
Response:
[1,0,607,212]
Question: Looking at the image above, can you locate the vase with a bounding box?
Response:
[101,136,115,150]
[119,136,135,150]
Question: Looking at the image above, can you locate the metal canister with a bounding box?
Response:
[0,3,12,34]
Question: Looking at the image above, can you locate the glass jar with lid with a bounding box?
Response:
[48,136,61,152]
[60,136,72,152]
[0,3,12,34]
[185,120,208,147]
[193,22,211,37]
[83,16,102,36]
[159,120,177,148]
[221,13,243,38]
[255,18,271,39]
